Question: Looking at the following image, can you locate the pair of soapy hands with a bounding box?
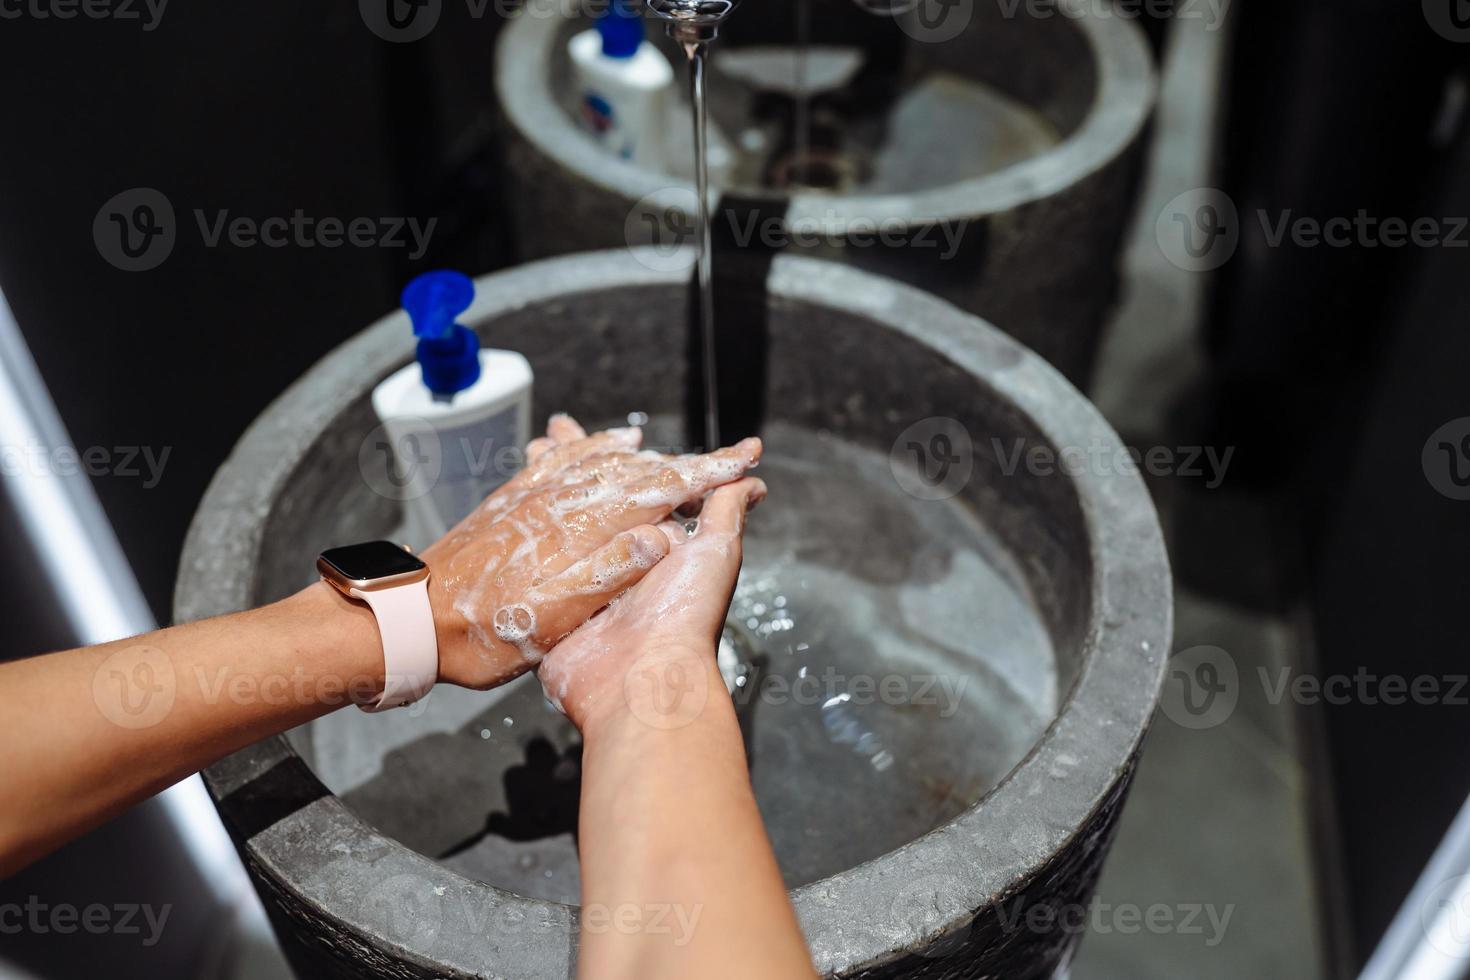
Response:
[418,413,764,732]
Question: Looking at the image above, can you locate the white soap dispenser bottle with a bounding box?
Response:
[569,0,674,167]
[370,270,533,548]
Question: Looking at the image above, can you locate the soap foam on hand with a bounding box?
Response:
[532,478,761,721]
[426,418,762,683]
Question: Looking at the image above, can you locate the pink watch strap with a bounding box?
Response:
[354,578,438,712]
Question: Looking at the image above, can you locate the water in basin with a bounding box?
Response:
[291,421,1057,902]
[661,62,1062,194]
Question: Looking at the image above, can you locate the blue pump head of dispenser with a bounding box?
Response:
[598,0,644,58]
[402,270,480,399]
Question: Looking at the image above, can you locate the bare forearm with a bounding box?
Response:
[0,583,380,877]
[576,652,814,980]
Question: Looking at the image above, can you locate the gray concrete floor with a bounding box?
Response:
[1073,13,1329,980]
[1071,587,1327,980]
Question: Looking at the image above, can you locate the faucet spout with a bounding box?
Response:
[643,0,739,44]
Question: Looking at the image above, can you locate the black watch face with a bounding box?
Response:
[319,541,426,581]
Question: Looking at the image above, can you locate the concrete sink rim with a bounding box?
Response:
[494,0,1157,228]
[175,249,1171,977]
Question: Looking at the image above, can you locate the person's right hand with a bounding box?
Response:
[535,475,767,735]
[418,415,763,692]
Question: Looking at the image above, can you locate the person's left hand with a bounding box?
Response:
[419,415,763,691]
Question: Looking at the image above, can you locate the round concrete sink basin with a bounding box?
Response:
[176,250,1170,978]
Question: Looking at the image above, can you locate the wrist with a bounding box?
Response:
[279,583,388,708]
[579,644,732,745]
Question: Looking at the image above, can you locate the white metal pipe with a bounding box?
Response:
[1360,791,1470,980]
[0,288,280,974]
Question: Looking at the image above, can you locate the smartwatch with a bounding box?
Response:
[316,540,438,712]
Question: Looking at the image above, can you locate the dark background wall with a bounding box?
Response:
[0,12,514,974]
[1209,0,1470,965]
[0,2,512,635]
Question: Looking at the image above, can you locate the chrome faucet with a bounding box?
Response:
[643,0,740,44]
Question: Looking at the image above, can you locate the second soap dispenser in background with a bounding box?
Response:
[570,0,673,167]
